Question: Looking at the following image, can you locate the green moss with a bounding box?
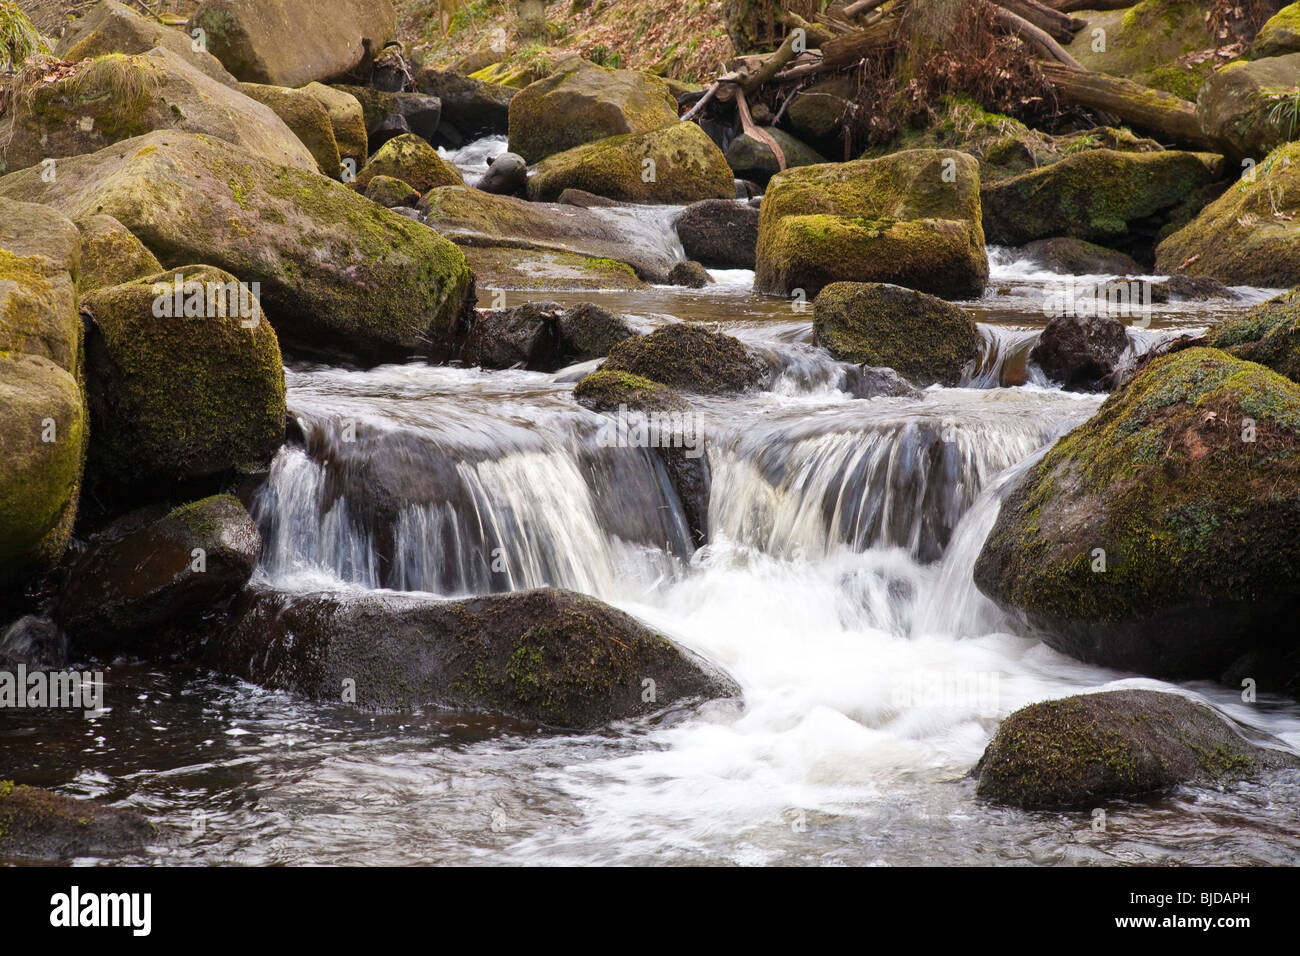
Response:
[354,134,463,194]
[601,323,766,394]
[573,367,689,411]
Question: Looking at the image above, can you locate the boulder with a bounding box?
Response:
[81,265,285,500]
[843,364,920,399]
[419,184,676,282]
[723,127,828,181]
[981,149,1223,248]
[301,82,368,170]
[812,282,981,387]
[459,247,646,291]
[1155,141,1300,285]
[1017,237,1142,276]
[0,47,318,175]
[354,133,463,193]
[668,261,714,288]
[526,122,734,204]
[207,586,739,728]
[555,302,637,360]
[0,199,82,372]
[1150,274,1237,302]
[75,215,162,294]
[975,690,1300,809]
[458,301,636,370]
[332,85,442,150]
[0,782,154,862]
[363,174,420,208]
[575,368,691,413]
[56,0,238,89]
[1196,53,1300,161]
[1030,313,1130,391]
[1206,287,1300,381]
[507,56,680,163]
[477,152,527,195]
[0,616,68,670]
[414,67,515,137]
[238,82,342,177]
[601,323,769,393]
[0,131,475,363]
[786,74,856,152]
[1254,3,1300,57]
[755,149,988,299]
[556,188,623,208]
[973,347,1300,691]
[674,199,759,269]
[187,0,397,88]
[1066,0,1217,87]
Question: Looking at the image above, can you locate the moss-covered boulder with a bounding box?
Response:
[1254,3,1300,57]
[755,149,988,299]
[81,265,285,500]
[75,215,162,295]
[420,185,675,282]
[1155,140,1300,285]
[526,122,733,204]
[675,198,759,269]
[574,368,690,412]
[601,323,769,394]
[187,0,397,88]
[724,127,827,182]
[363,174,420,208]
[56,0,238,89]
[0,48,318,175]
[0,131,475,363]
[459,247,646,291]
[507,56,680,163]
[0,781,154,862]
[1206,287,1300,381]
[668,261,713,288]
[207,586,740,729]
[1017,237,1142,276]
[981,148,1223,248]
[238,82,342,177]
[812,282,980,387]
[56,495,261,653]
[301,82,367,171]
[786,74,856,153]
[974,347,1300,690]
[975,689,1300,809]
[1066,0,1218,90]
[414,67,515,138]
[1196,53,1300,160]
[354,133,463,193]
[0,198,82,372]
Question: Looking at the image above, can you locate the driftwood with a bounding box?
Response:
[736,87,787,171]
[996,0,1084,43]
[992,6,1084,67]
[1038,61,1216,149]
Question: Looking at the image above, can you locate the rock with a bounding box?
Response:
[981,149,1223,249]
[811,282,980,387]
[207,585,739,728]
[1206,287,1300,381]
[477,152,527,195]
[1030,313,1130,391]
[419,185,675,282]
[333,86,442,150]
[74,215,162,295]
[81,265,285,501]
[0,198,82,372]
[1017,237,1141,276]
[301,82,368,170]
[724,127,828,182]
[56,0,237,89]
[601,323,769,393]
[507,56,680,163]
[574,368,691,414]
[187,0,397,88]
[973,347,1300,691]
[1150,275,1237,302]
[1197,53,1300,161]
[0,47,318,175]
[975,690,1300,809]
[414,67,514,137]
[363,174,420,207]
[0,782,154,862]
[460,247,646,291]
[0,131,475,363]
[526,122,733,204]
[354,133,462,193]
[674,199,760,269]
[1155,141,1300,285]
[0,616,67,670]
[56,495,260,653]
[668,261,713,288]
[786,75,856,153]
[1254,3,1300,57]
[555,302,637,360]
[238,82,342,177]
[556,188,622,208]
[755,149,988,300]
[842,364,920,399]
[459,301,636,370]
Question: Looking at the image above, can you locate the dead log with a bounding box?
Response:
[1039,62,1217,149]
[996,0,1081,43]
[820,12,903,67]
[1038,0,1137,12]
[992,5,1083,67]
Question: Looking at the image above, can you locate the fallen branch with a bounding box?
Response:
[996,0,1082,43]
[680,81,719,122]
[736,87,787,171]
[1038,0,1137,12]
[992,5,1084,67]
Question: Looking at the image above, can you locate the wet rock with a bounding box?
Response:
[755,149,988,300]
[208,586,740,729]
[459,301,635,370]
[354,133,463,193]
[556,188,623,208]
[1030,313,1130,391]
[75,215,162,295]
[0,616,67,670]
[364,175,421,208]
[555,302,637,361]
[1197,53,1300,160]
[333,86,442,150]
[724,127,827,182]
[668,261,714,288]
[674,199,759,269]
[975,690,1300,809]
[477,152,527,196]
[414,67,515,138]
[1151,275,1237,303]
[507,56,679,164]
[843,364,920,399]
[238,82,343,177]
[1017,237,1141,276]
[973,347,1300,692]
[601,323,769,394]
[575,369,691,414]
[0,782,155,862]
[812,282,981,387]
[460,247,645,290]
[56,495,261,655]
[1206,287,1300,382]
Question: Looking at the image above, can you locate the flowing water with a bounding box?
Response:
[5,186,1300,864]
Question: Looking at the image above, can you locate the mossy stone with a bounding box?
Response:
[1207,286,1300,381]
[75,215,162,295]
[354,133,463,194]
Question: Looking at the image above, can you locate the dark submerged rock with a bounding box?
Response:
[674,198,760,269]
[0,782,155,862]
[1030,313,1130,392]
